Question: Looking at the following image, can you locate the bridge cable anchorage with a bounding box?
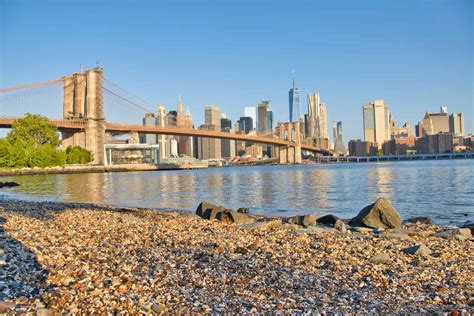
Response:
[103,78,156,112]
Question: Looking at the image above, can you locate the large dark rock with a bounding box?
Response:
[286,214,317,227]
[349,197,402,229]
[195,202,254,224]
[0,182,20,189]
[196,202,228,220]
[316,215,339,226]
[407,217,433,225]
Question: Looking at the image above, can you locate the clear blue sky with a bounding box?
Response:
[1,0,472,141]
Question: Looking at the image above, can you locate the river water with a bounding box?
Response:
[1,160,473,225]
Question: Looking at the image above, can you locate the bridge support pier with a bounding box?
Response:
[62,67,105,165]
[278,145,302,164]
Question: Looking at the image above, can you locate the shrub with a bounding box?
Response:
[65,146,92,164]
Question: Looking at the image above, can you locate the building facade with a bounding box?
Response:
[363,99,390,149]
[257,100,270,132]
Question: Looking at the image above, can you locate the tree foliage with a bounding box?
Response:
[0,114,91,169]
[66,146,92,164]
[6,113,61,148]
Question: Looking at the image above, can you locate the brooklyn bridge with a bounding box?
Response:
[0,67,331,165]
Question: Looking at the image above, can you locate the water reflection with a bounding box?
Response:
[1,160,473,225]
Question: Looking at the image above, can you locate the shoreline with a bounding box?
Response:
[0,198,472,314]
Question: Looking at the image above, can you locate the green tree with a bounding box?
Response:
[65,146,92,164]
[6,113,60,148]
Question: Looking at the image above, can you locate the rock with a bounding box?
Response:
[225,211,254,225]
[434,228,472,240]
[237,208,249,214]
[407,216,433,225]
[287,214,317,227]
[239,220,282,231]
[334,219,346,233]
[195,202,227,220]
[351,227,373,234]
[36,308,53,316]
[461,222,474,235]
[380,229,410,240]
[316,215,339,226]
[402,244,432,257]
[119,214,143,224]
[369,253,391,264]
[151,303,166,313]
[0,182,20,189]
[349,197,402,229]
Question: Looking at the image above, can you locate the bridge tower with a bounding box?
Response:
[278,121,302,164]
[61,67,105,165]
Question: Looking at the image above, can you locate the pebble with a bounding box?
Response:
[0,199,471,314]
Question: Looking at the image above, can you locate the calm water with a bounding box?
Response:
[1,160,473,225]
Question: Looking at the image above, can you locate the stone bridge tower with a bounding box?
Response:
[278,121,302,164]
[61,67,105,165]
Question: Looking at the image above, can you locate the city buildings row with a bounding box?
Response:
[349,101,469,156]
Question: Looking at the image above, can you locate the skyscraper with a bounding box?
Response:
[363,99,390,148]
[257,100,270,132]
[449,113,465,136]
[197,105,221,159]
[266,105,273,131]
[244,107,257,130]
[288,70,300,122]
[334,121,345,154]
[306,93,328,139]
[176,97,193,156]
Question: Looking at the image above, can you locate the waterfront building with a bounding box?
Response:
[449,113,465,137]
[389,114,413,139]
[382,137,416,156]
[156,105,167,158]
[196,105,222,160]
[363,99,390,149]
[348,139,378,156]
[415,132,453,154]
[334,121,345,154]
[244,106,257,130]
[288,71,300,122]
[238,116,253,134]
[176,97,193,157]
[257,100,270,132]
[140,113,157,144]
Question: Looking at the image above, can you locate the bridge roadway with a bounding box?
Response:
[0,116,329,154]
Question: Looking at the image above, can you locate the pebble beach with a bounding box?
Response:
[0,198,472,314]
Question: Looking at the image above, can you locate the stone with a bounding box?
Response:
[369,253,391,264]
[461,222,474,235]
[349,197,402,229]
[239,220,282,232]
[407,216,433,225]
[402,244,432,257]
[287,214,317,227]
[151,303,166,313]
[195,202,228,220]
[237,208,249,214]
[316,215,339,226]
[434,228,472,240]
[334,219,346,233]
[225,211,254,225]
[381,229,410,240]
[351,227,373,234]
[36,308,53,316]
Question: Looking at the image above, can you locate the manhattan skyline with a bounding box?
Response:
[1,0,472,140]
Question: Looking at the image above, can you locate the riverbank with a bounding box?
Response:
[0,198,472,314]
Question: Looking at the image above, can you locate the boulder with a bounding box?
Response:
[407,217,433,225]
[334,219,346,233]
[349,197,402,229]
[369,253,391,264]
[316,215,339,226]
[286,214,317,227]
[402,244,431,257]
[461,222,474,235]
[196,202,228,220]
[225,211,254,225]
[434,228,472,240]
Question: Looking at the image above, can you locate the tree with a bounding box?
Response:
[6,113,60,148]
[66,146,92,164]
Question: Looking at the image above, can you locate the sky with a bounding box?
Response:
[1,0,473,141]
